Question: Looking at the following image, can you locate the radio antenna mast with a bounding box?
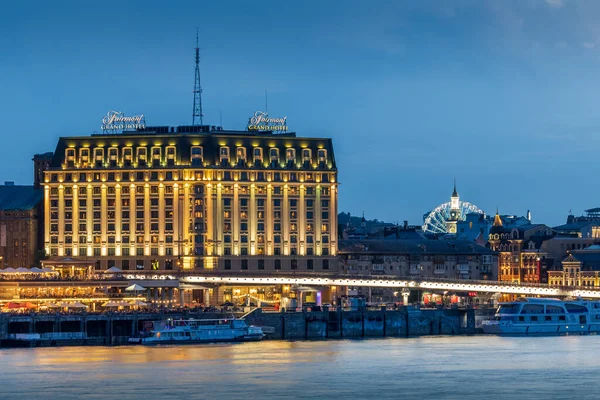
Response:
[192,28,204,126]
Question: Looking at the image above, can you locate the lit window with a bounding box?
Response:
[302,148,311,163]
[93,148,104,167]
[220,147,230,162]
[65,149,76,166]
[286,148,295,161]
[108,147,118,162]
[166,146,176,165]
[253,147,263,162]
[318,149,327,161]
[191,146,203,165]
[137,147,147,165]
[151,147,161,165]
[123,147,133,166]
[236,147,246,161]
[79,148,90,166]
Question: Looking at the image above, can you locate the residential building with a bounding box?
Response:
[0,183,43,268]
[338,239,496,280]
[548,245,600,288]
[456,212,493,244]
[337,239,497,303]
[553,221,600,239]
[487,212,553,283]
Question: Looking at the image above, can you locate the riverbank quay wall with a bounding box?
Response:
[244,307,480,339]
[0,307,483,346]
[0,311,233,346]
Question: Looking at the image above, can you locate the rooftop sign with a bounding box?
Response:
[247,111,288,132]
[101,110,146,133]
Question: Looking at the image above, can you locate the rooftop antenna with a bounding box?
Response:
[192,28,204,126]
[220,109,222,127]
[265,89,268,113]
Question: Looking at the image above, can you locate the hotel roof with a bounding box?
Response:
[49,126,336,170]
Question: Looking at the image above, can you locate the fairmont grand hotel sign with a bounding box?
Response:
[101,110,146,133]
[247,111,288,132]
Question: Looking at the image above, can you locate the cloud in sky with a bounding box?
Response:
[1,0,600,225]
[546,0,564,8]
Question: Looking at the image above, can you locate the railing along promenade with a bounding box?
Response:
[127,270,600,299]
[3,270,600,298]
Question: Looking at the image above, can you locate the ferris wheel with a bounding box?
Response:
[422,201,484,234]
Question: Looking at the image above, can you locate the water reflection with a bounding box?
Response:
[2,336,600,399]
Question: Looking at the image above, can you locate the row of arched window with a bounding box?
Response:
[64,146,328,168]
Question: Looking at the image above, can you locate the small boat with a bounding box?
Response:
[482,297,600,335]
[140,318,265,345]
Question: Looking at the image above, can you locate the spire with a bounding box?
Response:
[493,208,503,227]
[192,28,204,126]
[452,178,458,197]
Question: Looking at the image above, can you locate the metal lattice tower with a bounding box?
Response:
[192,28,204,126]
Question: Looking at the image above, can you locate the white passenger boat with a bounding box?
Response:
[141,318,265,345]
[482,297,600,335]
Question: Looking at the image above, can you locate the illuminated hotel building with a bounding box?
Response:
[43,125,338,273]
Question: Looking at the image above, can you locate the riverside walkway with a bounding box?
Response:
[120,271,600,299]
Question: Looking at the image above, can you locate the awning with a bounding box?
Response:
[125,284,146,291]
[67,302,88,308]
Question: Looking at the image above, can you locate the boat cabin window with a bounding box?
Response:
[518,316,524,322]
[546,305,565,314]
[559,315,566,321]
[531,316,538,322]
[565,304,588,314]
[498,304,520,314]
[545,316,552,321]
[521,304,544,314]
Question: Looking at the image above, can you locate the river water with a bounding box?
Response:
[0,336,599,399]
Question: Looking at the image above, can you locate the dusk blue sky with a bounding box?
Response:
[1,0,599,226]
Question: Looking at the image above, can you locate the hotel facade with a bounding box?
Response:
[43,124,338,274]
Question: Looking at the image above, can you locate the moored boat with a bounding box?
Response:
[140,318,265,345]
[482,297,600,335]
